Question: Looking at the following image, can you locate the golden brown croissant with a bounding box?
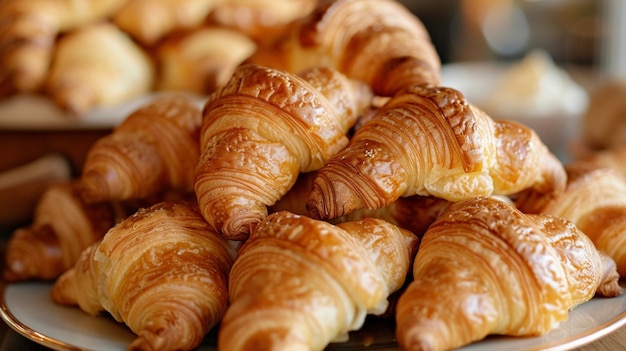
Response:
[112,0,225,46]
[80,94,203,203]
[537,161,626,277]
[244,0,440,96]
[395,196,622,351]
[218,210,418,351]
[155,27,256,94]
[195,64,373,240]
[307,85,566,220]
[0,0,127,94]
[51,200,238,351]
[3,181,131,282]
[45,22,155,116]
[270,171,449,238]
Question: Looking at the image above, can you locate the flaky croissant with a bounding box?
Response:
[113,0,224,46]
[0,0,127,94]
[80,94,203,203]
[537,161,626,277]
[271,171,449,238]
[51,200,238,351]
[244,0,440,96]
[3,181,131,282]
[396,196,622,351]
[307,85,566,220]
[45,23,155,116]
[155,27,256,94]
[195,64,373,240]
[218,210,418,351]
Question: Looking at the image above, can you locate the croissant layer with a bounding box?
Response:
[219,210,418,351]
[395,197,621,351]
[307,85,565,220]
[195,64,372,239]
[51,200,238,351]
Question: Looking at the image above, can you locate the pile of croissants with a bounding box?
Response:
[4,0,626,351]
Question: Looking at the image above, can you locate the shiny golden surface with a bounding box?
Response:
[307,86,565,220]
[50,200,237,351]
[195,64,372,240]
[395,197,621,351]
[220,211,418,351]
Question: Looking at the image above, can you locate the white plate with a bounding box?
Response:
[1,282,626,351]
[0,93,207,131]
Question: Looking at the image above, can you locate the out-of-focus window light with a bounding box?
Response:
[481,3,530,56]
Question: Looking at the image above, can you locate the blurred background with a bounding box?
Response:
[405,0,621,75]
[2,0,626,228]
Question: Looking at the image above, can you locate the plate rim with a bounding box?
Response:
[2,281,626,351]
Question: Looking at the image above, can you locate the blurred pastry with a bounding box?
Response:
[155,27,256,94]
[113,0,225,46]
[581,79,626,152]
[0,0,128,95]
[45,22,155,116]
[208,0,318,44]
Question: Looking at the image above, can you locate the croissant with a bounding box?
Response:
[51,200,238,351]
[244,0,440,96]
[218,210,419,351]
[195,64,373,240]
[3,181,131,282]
[155,27,256,94]
[80,94,203,203]
[536,161,626,277]
[45,23,155,116]
[113,0,224,46]
[395,196,622,351]
[270,171,449,238]
[307,85,566,220]
[208,0,318,44]
[576,145,626,178]
[0,0,127,94]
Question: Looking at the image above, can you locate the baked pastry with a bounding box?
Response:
[307,85,566,220]
[80,94,203,203]
[244,0,441,96]
[195,64,372,240]
[575,145,626,178]
[0,0,127,94]
[155,27,256,94]
[538,161,626,277]
[113,0,224,46]
[395,196,622,351]
[270,171,449,238]
[3,181,130,282]
[218,210,418,351]
[45,22,155,116]
[51,200,238,351]
[581,79,626,152]
[208,0,318,43]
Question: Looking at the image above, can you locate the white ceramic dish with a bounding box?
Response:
[1,281,626,351]
[0,93,207,131]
